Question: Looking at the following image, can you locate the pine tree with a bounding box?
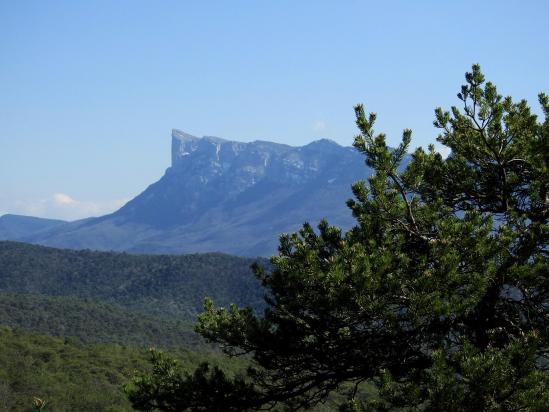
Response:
[126,65,549,411]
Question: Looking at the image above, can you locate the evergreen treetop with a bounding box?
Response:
[127,65,549,411]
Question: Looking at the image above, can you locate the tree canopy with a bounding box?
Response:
[127,65,549,411]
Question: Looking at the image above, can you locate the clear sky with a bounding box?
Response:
[1,0,548,220]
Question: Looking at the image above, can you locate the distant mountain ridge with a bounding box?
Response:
[0,214,66,240]
[3,130,375,256]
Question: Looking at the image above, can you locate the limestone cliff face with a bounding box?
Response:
[113,129,367,231]
[19,130,376,256]
[171,128,362,186]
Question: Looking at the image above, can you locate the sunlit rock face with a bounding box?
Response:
[19,130,376,256]
[116,130,368,231]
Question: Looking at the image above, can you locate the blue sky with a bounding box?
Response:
[1,0,548,220]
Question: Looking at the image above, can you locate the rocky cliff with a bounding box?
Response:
[14,131,374,256]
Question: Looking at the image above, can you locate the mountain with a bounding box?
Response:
[0,214,66,240]
[15,130,373,256]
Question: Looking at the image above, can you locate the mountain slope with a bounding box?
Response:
[20,131,373,256]
[0,214,66,240]
[0,293,200,348]
[0,241,265,321]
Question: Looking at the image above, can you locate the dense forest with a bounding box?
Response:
[0,241,269,410]
[0,241,266,321]
[0,293,200,348]
[0,327,248,412]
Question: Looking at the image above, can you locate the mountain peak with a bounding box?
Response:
[304,138,340,148]
[171,131,238,167]
[11,130,383,256]
[202,135,229,144]
[172,129,229,144]
[171,129,198,141]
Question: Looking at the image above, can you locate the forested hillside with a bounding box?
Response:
[0,241,265,321]
[0,327,247,412]
[0,293,200,348]
[0,241,267,410]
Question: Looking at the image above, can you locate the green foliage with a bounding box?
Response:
[0,326,147,411]
[125,349,374,412]
[128,65,549,411]
[0,242,266,321]
[126,350,256,412]
[0,244,269,409]
[0,327,242,412]
[0,293,200,348]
